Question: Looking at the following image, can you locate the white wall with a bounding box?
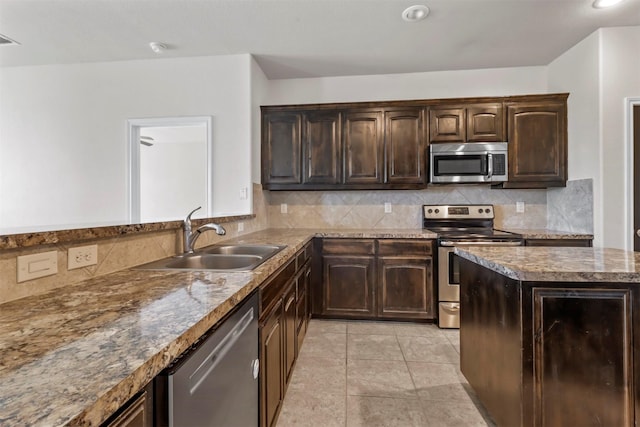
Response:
[266,66,548,105]
[600,26,640,249]
[547,30,602,246]
[547,26,640,249]
[250,57,270,185]
[0,54,253,232]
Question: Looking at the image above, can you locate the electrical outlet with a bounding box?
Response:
[281,203,288,214]
[68,245,98,270]
[237,222,244,232]
[17,251,58,283]
[384,202,392,213]
[516,201,525,213]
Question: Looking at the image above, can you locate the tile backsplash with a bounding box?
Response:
[547,179,594,233]
[266,185,548,230]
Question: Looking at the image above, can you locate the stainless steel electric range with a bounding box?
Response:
[423,204,524,328]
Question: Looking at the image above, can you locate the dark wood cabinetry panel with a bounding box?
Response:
[429,107,465,142]
[467,103,503,142]
[529,287,633,427]
[103,388,152,427]
[385,108,426,184]
[377,257,434,319]
[260,299,284,427]
[262,112,302,185]
[283,283,297,385]
[317,238,435,321]
[303,111,341,184]
[505,100,567,187]
[259,242,312,427]
[343,111,384,184]
[460,258,640,427]
[262,93,567,189]
[322,254,376,317]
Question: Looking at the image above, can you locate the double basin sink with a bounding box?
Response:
[135,244,286,271]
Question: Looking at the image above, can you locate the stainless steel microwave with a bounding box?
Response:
[429,142,508,184]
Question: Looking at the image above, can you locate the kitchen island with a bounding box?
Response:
[455,246,640,427]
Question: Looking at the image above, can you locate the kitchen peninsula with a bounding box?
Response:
[456,246,640,427]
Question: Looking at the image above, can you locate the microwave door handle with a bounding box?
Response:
[487,153,493,178]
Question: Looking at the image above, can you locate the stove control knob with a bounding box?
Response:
[478,208,483,213]
[435,209,440,214]
[485,209,491,214]
[427,209,433,214]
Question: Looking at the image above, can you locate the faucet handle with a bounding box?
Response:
[185,206,202,224]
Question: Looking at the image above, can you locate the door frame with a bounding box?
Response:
[625,97,640,251]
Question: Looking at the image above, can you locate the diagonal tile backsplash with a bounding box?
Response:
[267,185,549,230]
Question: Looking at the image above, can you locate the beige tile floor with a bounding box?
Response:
[277,319,497,427]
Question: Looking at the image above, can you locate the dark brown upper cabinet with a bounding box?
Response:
[429,103,503,143]
[429,107,465,142]
[504,96,567,188]
[262,111,302,185]
[303,111,341,184]
[261,93,567,190]
[343,110,384,185]
[467,103,503,142]
[385,108,427,185]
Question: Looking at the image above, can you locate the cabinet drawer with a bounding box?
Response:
[378,239,433,256]
[296,243,312,268]
[261,260,296,319]
[322,239,375,255]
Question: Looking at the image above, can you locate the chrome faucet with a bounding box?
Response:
[183,207,226,253]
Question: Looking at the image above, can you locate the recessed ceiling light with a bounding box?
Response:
[149,42,167,54]
[402,5,430,22]
[592,0,625,8]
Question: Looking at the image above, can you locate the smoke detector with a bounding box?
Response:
[402,5,430,22]
[149,42,167,54]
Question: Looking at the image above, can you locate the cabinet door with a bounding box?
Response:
[429,107,465,142]
[105,391,150,427]
[343,111,383,184]
[322,255,376,317]
[467,103,503,142]
[377,257,435,319]
[260,300,284,427]
[283,282,297,385]
[506,102,567,187]
[262,112,302,185]
[385,108,426,184]
[303,111,341,184]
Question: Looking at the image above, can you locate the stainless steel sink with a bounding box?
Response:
[134,244,286,271]
[202,244,285,257]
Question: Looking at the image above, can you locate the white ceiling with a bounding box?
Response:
[1,0,639,79]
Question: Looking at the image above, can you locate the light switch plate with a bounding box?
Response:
[384,202,392,213]
[516,201,525,213]
[281,203,288,214]
[68,245,98,270]
[17,251,58,283]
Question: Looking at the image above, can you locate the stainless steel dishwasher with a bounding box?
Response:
[155,292,259,427]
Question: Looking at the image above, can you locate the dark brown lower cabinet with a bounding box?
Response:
[316,239,435,321]
[102,383,153,427]
[260,299,284,427]
[460,258,639,427]
[259,243,312,427]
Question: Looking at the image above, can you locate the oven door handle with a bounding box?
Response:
[440,240,523,247]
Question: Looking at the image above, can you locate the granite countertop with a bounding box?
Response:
[0,227,437,426]
[498,228,594,240]
[455,246,640,283]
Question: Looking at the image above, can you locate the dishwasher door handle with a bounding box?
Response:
[188,306,255,394]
